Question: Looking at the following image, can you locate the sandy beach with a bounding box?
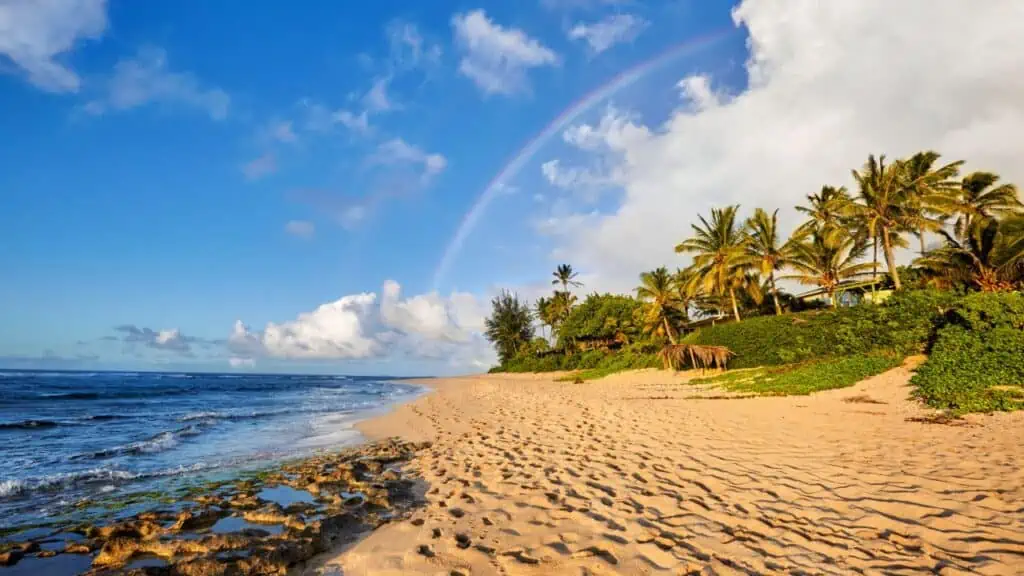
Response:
[303,362,1024,575]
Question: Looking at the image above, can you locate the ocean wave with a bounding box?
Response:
[74,430,183,461]
[0,419,64,430]
[0,462,212,500]
[81,414,128,422]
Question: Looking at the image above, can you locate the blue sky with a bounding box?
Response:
[2,1,1021,374]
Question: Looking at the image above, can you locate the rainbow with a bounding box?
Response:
[432,28,734,290]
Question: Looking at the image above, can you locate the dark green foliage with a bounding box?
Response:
[501,341,660,375]
[683,289,960,368]
[912,292,1024,412]
[556,293,644,349]
[690,354,901,396]
[484,290,535,365]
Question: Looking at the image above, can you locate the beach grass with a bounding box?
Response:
[689,354,902,396]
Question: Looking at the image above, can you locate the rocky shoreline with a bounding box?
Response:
[0,438,430,575]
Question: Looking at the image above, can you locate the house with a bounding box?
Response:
[795,278,891,307]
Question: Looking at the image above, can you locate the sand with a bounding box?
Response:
[300,361,1024,575]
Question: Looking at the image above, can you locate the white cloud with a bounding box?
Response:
[541,159,615,200]
[677,74,721,111]
[363,76,395,113]
[386,20,441,69]
[284,220,315,239]
[371,138,447,180]
[268,120,297,143]
[380,280,486,342]
[535,0,1024,294]
[452,10,558,96]
[242,153,276,181]
[229,294,380,360]
[114,325,196,354]
[228,282,494,369]
[86,46,229,119]
[0,0,107,92]
[332,109,371,133]
[228,357,255,368]
[568,14,647,54]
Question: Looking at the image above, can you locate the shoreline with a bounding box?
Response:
[4,368,1024,574]
[0,382,438,575]
[304,366,1024,575]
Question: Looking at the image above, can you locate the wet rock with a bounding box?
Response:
[36,549,58,558]
[417,544,435,558]
[65,542,92,554]
[93,537,150,567]
[171,508,222,531]
[0,550,24,567]
[87,519,163,541]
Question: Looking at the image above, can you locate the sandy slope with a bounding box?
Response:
[301,362,1024,575]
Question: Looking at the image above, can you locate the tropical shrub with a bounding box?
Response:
[556,294,644,349]
[683,289,960,368]
[912,292,1024,412]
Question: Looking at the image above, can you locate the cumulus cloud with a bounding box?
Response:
[228,282,494,369]
[114,325,198,354]
[284,220,315,238]
[229,294,380,360]
[379,280,485,342]
[568,14,648,54]
[0,0,107,92]
[452,10,558,96]
[535,0,1024,294]
[85,46,229,119]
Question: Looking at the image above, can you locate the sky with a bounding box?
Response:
[2,0,1023,375]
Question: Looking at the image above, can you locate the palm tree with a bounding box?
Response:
[849,154,911,290]
[675,205,755,322]
[635,267,683,344]
[745,208,794,315]
[551,264,583,292]
[795,185,851,240]
[915,216,1024,292]
[547,290,577,333]
[534,296,552,340]
[931,172,1022,239]
[672,267,700,324]
[783,231,875,308]
[900,151,963,255]
[484,291,535,364]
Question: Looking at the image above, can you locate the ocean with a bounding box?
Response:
[0,369,423,533]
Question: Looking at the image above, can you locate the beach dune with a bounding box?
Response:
[303,363,1024,575]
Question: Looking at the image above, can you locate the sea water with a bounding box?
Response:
[0,370,421,532]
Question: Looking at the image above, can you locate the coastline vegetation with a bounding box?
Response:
[484,151,1024,413]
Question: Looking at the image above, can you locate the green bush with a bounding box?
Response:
[556,294,644,349]
[682,289,961,368]
[912,292,1024,413]
[690,354,902,396]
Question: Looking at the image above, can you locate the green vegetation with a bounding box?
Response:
[690,354,902,396]
[481,150,1024,412]
[683,289,960,368]
[912,292,1024,413]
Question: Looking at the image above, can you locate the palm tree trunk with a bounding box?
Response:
[829,289,838,308]
[662,317,676,345]
[729,288,742,322]
[919,227,927,255]
[871,237,878,301]
[770,273,782,316]
[881,227,902,290]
